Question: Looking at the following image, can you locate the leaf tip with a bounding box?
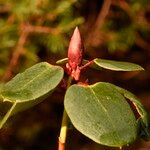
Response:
[56,58,68,64]
[140,67,145,71]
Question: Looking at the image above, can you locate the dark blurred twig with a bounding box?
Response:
[2,23,29,81]
[136,34,150,52]
[94,0,111,31]
[2,23,58,81]
[112,1,150,52]
[85,0,111,46]
[0,4,11,13]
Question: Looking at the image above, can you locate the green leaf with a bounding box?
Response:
[0,62,64,128]
[56,58,68,64]
[64,82,138,148]
[94,58,144,71]
[108,83,150,140]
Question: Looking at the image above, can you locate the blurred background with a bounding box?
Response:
[0,0,150,149]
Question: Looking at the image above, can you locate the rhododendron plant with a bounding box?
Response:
[0,27,149,150]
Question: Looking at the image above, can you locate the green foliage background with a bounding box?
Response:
[0,0,84,78]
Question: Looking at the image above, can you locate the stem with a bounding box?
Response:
[58,110,69,150]
[58,77,73,150]
[80,60,94,70]
[0,102,17,129]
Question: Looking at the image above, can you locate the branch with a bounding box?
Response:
[58,110,68,150]
[2,23,58,81]
[58,77,73,150]
[0,4,11,13]
[86,0,111,46]
[135,34,150,52]
[2,25,29,81]
[27,25,58,34]
[94,0,112,31]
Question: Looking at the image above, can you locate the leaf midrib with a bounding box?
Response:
[89,86,121,142]
[16,68,52,91]
[2,67,59,102]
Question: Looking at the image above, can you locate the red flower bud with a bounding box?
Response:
[66,27,84,81]
[68,27,83,70]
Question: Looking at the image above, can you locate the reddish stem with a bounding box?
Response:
[80,60,94,70]
[58,140,65,150]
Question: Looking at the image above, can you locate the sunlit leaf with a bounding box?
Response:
[108,83,150,140]
[94,58,144,71]
[0,62,64,128]
[65,82,138,147]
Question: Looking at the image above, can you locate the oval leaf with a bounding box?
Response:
[94,58,144,71]
[64,82,138,148]
[0,62,64,128]
[107,83,150,140]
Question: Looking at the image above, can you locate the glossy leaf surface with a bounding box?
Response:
[65,82,138,147]
[0,62,64,128]
[109,83,150,140]
[94,58,144,71]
